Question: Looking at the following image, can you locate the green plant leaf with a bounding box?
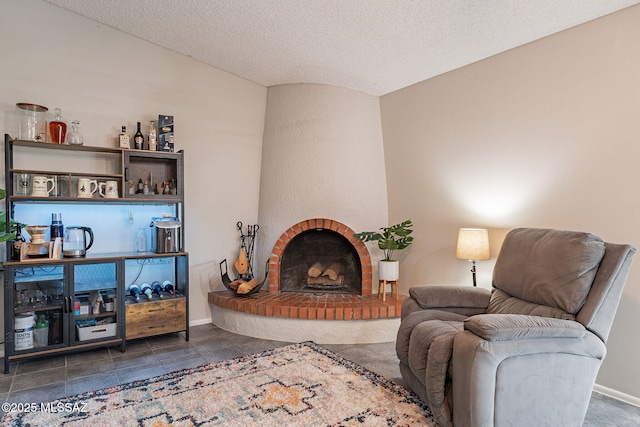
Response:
[353,220,414,261]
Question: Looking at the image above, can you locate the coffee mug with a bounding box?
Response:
[77,178,98,198]
[31,175,56,197]
[14,172,31,196]
[50,175,70,197]
[99,180,119,198]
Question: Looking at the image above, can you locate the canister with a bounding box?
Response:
[16,103,48,142]
[153,215,181,253]
[15,314,35,350]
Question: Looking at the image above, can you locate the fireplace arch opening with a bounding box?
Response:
[268,218,372,295]
[281,229,361,294]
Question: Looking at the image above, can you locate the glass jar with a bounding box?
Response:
[67,120,84,145]
[16,103,48,142]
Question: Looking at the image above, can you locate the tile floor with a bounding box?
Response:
[1,324,639,426]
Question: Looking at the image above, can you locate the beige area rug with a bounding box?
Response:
[2,342,436,426]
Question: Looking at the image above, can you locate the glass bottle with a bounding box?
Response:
[11,223,24,261]
[67,120,84,145]
[152,281,164,298]
[135,228,146,252]
[140,283,153,300]
[49,108,66,144]
[147,120,157,151]
[162,280,175,296]
[119,126,130,149]
[129,284,141,301]
[134,121,144,149]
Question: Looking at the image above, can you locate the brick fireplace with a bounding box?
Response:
[208,218,403,342]
[268,218,372,295]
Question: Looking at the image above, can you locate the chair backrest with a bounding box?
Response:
[488,228,635,342]
[575,242,635,342]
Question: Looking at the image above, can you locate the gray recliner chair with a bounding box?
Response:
[396,228,635,427]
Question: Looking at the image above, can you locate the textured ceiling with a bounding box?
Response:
[45,0,640,96]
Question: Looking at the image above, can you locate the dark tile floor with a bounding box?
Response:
[1,324,639,426]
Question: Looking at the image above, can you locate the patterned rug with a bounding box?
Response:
[2,342,436,426]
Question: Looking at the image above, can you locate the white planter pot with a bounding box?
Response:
[378,260,399,281]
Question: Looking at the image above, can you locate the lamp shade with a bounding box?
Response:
[456,228,490,261]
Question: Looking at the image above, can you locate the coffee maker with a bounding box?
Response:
[23,225,51,258]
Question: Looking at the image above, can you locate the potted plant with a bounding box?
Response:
[353,219,414,281]
[1,188,21,270]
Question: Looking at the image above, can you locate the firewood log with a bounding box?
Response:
[308,262,323,278]
[322,263,340,281]
[229,279,244,291]
[237,278,260,294]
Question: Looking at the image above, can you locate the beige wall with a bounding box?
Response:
[0,1,267,328]
[258,84,388,273]
[381,5,640,399]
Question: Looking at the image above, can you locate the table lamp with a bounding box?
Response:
[456,228,490,286]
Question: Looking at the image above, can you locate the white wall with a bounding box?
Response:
[0,1,267,329]
[380,5,640,400]
[257,84,388,275]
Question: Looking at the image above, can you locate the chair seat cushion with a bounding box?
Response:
[491,228,605,315]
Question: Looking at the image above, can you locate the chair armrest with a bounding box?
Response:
[408,285,491,316]
[464,314,586,341]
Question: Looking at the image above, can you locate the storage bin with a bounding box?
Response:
[76,322,116,341]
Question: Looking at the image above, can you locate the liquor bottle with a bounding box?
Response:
[136,178,144,194]
[140,282,153,300]
[147,120,157,151]
[134,121,144,150]
[162,280,175,296]
[152,281,164,298]
[49,108,66,144]
[50,212,64,242]
[11,223,25,261]
[119,125,130,149]
[129,284,141,301]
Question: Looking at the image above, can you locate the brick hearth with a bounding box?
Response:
[208,290,405,320]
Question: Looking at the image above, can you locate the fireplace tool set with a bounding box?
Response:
[220,222,267,295]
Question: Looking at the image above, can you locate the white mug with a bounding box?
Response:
[31,175,56,197]
[99,180,119,198]
[77,178,98,198]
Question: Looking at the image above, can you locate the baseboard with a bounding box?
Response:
[189,317,212,327]
[594,383,640,407]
